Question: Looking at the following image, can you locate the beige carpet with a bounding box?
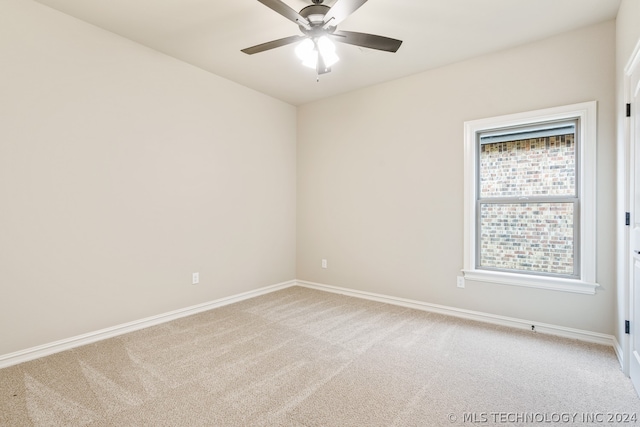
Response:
[1,286,638,426]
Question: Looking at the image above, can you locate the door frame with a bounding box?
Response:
[620,37,640,381]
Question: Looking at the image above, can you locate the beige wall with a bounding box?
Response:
[0,0,297,355]
[297,21,617,334]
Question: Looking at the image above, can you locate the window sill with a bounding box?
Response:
[462,269,599,295]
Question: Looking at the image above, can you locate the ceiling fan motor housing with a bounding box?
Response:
[299,4,335,36]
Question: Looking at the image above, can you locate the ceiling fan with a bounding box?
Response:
[241,0,403,75]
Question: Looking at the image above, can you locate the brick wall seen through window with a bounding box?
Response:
[478,133,577,276]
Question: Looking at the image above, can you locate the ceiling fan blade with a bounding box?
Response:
[257,0,310,29]
[330,30,402,53]
[323,0,368,27]
[241,35,306,55]
[316,50,331,75]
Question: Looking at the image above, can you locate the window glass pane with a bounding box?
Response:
[479,202,574,276]
[479,133,575,198]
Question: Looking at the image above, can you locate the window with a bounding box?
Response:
[478,121,578,277]
[463,102,598,294]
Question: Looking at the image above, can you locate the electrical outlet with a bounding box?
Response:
[321,259,327,269]
[192,272,199,285]
[456,276,465,288]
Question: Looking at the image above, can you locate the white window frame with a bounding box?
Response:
[463,101,599,294]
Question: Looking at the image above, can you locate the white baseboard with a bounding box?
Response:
[296,280,617,348]
[613,336,626,371]
[1,278,620,370]
[0,280,296,369]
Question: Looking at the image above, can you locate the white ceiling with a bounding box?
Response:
[34,0,621,105]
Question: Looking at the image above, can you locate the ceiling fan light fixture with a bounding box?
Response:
[302,52,319,69]
[295,38,315,63]
[317,36,339,67]
[295,36,339,70]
